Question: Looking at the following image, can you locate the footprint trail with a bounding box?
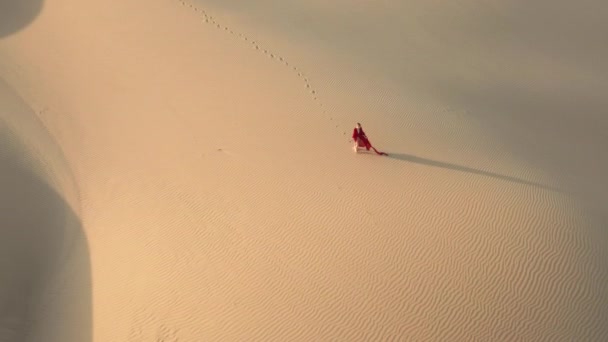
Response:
[176,0,349,139]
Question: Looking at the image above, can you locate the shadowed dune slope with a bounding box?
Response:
[0,80,90,342]
[0,0,43,38]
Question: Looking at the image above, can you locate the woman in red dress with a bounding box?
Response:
[352,122,369,152]
[352,122,388,156]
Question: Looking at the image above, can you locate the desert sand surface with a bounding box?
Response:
[1,0,607,341]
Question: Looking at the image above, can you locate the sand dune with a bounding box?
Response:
[1,0,607,340]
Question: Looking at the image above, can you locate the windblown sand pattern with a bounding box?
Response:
[1,0,607,341]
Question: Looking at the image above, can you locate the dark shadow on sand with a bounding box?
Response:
[0,123,91,340]
[387,152,562,194]
[0,0,44,38]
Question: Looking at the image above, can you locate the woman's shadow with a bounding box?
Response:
[386,152,561,193]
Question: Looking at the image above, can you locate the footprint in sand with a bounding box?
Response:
[178,0,339,135]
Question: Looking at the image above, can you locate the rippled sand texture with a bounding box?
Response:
[1,0,607,340]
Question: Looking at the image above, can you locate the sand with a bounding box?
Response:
[1,0,607,340]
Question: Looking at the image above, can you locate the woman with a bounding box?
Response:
[352,122,370,152]
[352,122,388,156]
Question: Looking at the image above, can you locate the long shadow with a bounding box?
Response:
[0,0,44,38]
[0,122,90,339]
[387,152,562,194]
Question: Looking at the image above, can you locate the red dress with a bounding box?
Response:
[352,127,371,150]
[352,126,388,156]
